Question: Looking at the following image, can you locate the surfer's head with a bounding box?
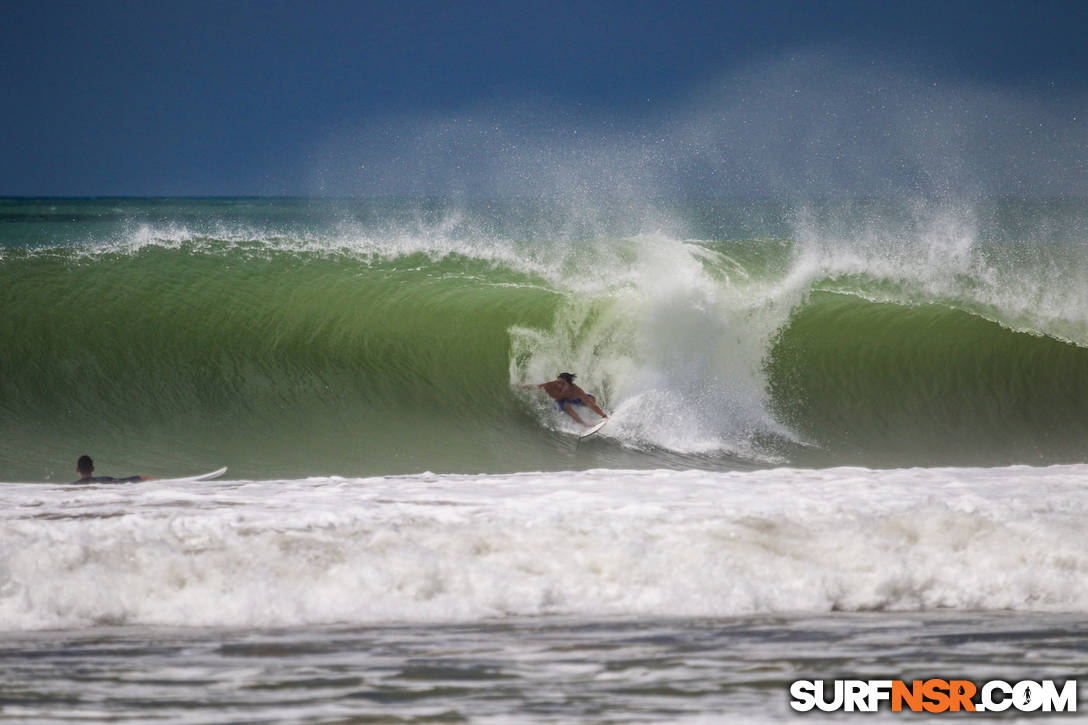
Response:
[557,373,575,384]
[77,455,94,475]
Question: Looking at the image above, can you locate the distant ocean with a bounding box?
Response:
[2,197,1087,721]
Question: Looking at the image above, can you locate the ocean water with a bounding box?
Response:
[2,197,1088,721]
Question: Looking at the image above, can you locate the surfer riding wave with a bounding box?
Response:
[518,373,609,427]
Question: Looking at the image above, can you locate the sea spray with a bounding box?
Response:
[510,233,803,460]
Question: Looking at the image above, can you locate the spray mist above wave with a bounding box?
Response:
[309,52,1086,201]
[789,199,1088,346]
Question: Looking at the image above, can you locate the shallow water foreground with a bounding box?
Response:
[2,613,1086,723]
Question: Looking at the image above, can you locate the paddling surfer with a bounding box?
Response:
[73,455,153,483]
[518,373,609,427]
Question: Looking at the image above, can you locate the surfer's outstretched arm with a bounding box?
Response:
[584,397,608,419]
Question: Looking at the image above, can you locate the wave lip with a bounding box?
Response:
[2,465,1087,631]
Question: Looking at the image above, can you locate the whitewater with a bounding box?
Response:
[6,465,1088,630]
[2,197,1088,722]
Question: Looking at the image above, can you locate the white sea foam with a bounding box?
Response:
[3,464,1087,631]
[510,232,808,461]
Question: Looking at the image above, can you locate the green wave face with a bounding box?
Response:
[768,292,1088,468]
[3,198,1088,480]
[2,242,570,480]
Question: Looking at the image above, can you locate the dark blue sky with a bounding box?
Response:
[3,0,1085,196]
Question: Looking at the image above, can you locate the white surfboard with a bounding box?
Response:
[579,419,609,439]
[156,466,228,483]
[53,467,228,486]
